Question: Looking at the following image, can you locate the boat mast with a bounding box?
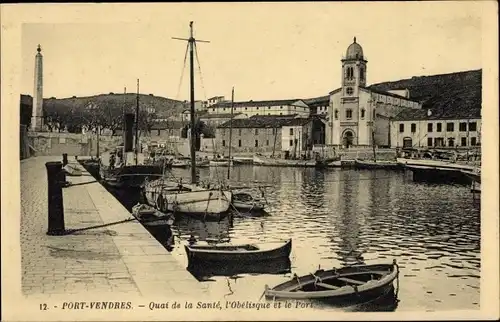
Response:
[227,87,234,179]
[135,79,140,166]
[173,21,210,184]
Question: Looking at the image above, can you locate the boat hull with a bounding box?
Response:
[100,164,164,189]
[354,159,401,170]
[264,263,399,305]
[143,179,232,216]
[253,155,317,167]
[209,160,233,167]
[185,239,292,265]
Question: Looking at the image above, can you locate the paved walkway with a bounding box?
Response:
[21,156,209,298]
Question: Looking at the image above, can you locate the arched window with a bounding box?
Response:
[346,109,353,119]
[361,109,365,119]
[334,109,339,119]
[360,67,365,81]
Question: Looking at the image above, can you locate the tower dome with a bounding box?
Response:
[346,37,363,59]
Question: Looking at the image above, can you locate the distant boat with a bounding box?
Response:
[184,239,292,266]
[209,159,234,167]
[354,159,401,170]
[264,261,399,305]
[253,155,318,167]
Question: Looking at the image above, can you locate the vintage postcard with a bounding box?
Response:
[1,2,498,321]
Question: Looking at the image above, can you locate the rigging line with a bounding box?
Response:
[194,42,208,101]
[175,42,190,101]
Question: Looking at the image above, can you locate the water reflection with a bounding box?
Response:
[173,215,233,243]
[103,165,480,311]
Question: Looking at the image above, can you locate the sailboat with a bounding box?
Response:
[142,22,232,218]
[99,80,165,189]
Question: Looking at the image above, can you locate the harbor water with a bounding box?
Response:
[107,165,480,312]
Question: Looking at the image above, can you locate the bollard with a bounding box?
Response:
[62,153,68,166]
[45,161,66,235]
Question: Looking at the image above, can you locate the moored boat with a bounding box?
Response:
[354,159,401,170]
[263,261,399,305]
[209,159,234,167]
[253,155,317,167]
[142,177,232,218]
[231,192,265,212]
[184,239,292,265]
[131,203,175,227]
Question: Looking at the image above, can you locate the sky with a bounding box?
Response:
[20,2,483,102]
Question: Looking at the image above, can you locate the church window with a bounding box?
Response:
[373,110,376,119]
[346,109,353,119]
[334,110,339,119]
[361,109,365,119]
[360,67,365,81]
[346,87,354,95]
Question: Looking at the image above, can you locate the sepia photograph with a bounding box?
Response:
[1,1,499,321]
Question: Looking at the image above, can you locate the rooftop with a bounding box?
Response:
[200,113,243,119]
[211,99,305,109]
[218,114,310,129]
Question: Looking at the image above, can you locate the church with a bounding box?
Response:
[325,38,422,147]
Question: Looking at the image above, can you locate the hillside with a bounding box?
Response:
[43,93,185,117]
[369,69,482,119]
[20,93,185,128]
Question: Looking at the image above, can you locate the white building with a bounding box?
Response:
[326,37,422,147]
[208,99,310,118]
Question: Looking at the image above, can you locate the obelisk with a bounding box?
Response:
[31,44,43,131]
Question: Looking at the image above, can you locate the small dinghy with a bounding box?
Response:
[185,239,292,265]
[131,203,175,227]
[264,261,399,306]
[232,192,265,212]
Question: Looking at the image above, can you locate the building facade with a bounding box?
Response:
[208,99,310,118]
[326,38,422,147]
[390,111,481,148]
[214,115,314,156]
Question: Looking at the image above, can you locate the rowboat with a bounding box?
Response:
[354,159,401,170]
[170,159,190,168]
[232,192,265,212]
[263,261,399,305]
[142,178,232,218]
[253,155,317,167]
[131,203,175,227]
[184,239,292,265]
[209,159,233,167]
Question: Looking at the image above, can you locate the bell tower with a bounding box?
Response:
[341,37,367,97]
